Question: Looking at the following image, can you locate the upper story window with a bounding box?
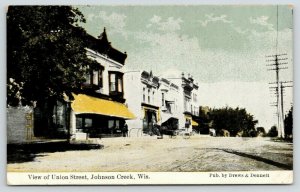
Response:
[110,73,116,91]
[193,93,197,102]
[152,91,155,104]
[166,102,172,114]
[85,68,103,88]
[117,78,122,92]
[109,71,123,95]
[92,71,98,85]
[85,73,91,84]
[148,89,150,104]
[99,69,104,87]
[143,87,146,102]
[184,96,190,112]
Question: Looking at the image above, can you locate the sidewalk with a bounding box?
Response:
[7,140,102,164]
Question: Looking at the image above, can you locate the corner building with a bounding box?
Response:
[69,28,135,139]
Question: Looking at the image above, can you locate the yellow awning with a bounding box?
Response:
[192,120,199,126]
[71,94,135,119]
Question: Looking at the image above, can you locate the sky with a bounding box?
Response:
[76,5,293,130]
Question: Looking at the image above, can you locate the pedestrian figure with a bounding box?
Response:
[185,119,190,131]
[153,123,163,139]
[122,123,128,137]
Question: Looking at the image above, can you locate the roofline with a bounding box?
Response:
[86,48,124,68]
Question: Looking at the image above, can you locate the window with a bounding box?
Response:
[143,87,145,102]
[76,118,83,130]
[166,102,171,113]
[115,120,120,129]
[98,69,103,88]
[52,101,66,129]
[93,71,98,85]
[118,78,122,92]
[76,117,92,133]
[110,73,116,92]
[85,73,91,84]
[108,120,115,129]
[162,93,165,106]
[152,91,155,104]
[148,89,150,103]
[85,118,92,128]
[85,68,103,88]
[109,72,123,94]
[184,97,190,112]
[108,120,120,129]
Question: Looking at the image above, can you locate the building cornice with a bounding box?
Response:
[86,48,124,68]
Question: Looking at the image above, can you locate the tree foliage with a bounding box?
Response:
[256,127,266,136]
[208,107,258,137]
[284,106,293,138]
[7,6,98,107]
[196,107,212,134]
[267,125,278,137]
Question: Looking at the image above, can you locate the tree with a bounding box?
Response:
[209,107,258,137]
[256,127,266,136]
[7,6,99,137]
[197,106,211,134]
[284,106,293,138]
[7,6,98,107]
[267,125,278,137]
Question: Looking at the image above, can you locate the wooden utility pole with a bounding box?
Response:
[267,54,288,137]
[280,81,293,138]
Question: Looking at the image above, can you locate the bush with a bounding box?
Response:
[267,126,278,137]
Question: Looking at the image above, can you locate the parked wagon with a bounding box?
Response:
[159,117,178,138]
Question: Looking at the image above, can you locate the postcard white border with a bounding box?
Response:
[2,0,300,191]
[7,171,293,185]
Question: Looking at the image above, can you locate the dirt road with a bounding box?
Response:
[7,136,293,172]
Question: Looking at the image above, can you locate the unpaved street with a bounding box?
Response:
[7,136,293,172]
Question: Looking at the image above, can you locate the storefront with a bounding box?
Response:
[71,94,135,139]
[141,103,159,135]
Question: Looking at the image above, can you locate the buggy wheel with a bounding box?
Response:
[182,132,190,139]
[169,134,177,139]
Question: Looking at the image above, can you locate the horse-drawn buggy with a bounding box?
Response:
[153,117,179,138]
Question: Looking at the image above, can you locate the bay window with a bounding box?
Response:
[109,71,123,96]
[118,78,122,92]
[85,67,103,88]
[110,73,116,91]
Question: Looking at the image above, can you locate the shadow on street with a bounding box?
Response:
[215,148,293,170]
[7,142,103,164]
